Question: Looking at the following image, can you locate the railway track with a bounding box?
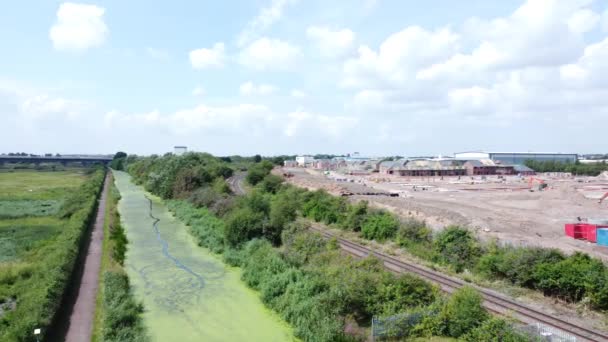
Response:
[228,174,246,195]
[310,226,608,342]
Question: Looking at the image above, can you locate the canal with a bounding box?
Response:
[113,171,295,341]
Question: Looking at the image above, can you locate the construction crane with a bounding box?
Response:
[528,177,548,191]
[599,192,608,204]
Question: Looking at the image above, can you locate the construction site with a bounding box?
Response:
[280,164,608,261]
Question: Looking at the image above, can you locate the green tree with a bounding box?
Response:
[433,226,481,272]
[361,211,399,241]
[440,286,488,338]
[224,207,266,246]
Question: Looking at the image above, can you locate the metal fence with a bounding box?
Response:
[371,310,432,340]
[516,323,577,342]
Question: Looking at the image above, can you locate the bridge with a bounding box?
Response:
[0,155,113,166]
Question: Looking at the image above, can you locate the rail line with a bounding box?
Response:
[310,226,608,342]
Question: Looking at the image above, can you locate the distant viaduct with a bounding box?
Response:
[0,156,113,166]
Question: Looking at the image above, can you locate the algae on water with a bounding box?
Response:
[113,171,295,342]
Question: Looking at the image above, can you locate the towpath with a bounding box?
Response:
[64,173,109,342]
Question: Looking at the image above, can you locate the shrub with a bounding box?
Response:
[439,286,488,338]
[102,271,148,342]
[397,217,432,244]
[433,226,481,272]
[339,201,368,232]
[224,207,266,247]
[361,211,399,241]
[461,317,530,342]
[258,174,284,194]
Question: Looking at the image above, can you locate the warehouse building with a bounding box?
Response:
[454,151,577,165]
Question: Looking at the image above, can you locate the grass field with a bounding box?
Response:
[0,168,101,341]
[0,169,87,200]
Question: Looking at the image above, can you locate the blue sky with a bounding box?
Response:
[1,0,608,156]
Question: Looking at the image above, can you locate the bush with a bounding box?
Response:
[397,217,432,244]
[224,207,266,247]
[339,201,368,232]
[102,271,148,342]
[433,226,481,272]
[461,317,530,342]
[258,174,284,194]
[439,286,488,338]
[361,211,399,241]
[246,161,274,185]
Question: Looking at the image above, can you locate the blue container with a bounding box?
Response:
[597,229,608,247]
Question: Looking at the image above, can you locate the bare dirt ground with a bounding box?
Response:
[280,167,608,261]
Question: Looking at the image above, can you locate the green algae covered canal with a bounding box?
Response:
[113,171,295,341]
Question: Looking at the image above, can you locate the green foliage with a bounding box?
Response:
[102,271,148,342]
[461,318,531,342]
[302,190,347,225]
[258,174,284,194]
[108,191,128,266]
[534,252,608,306]
[524,159,608,176]
[224,207,266,247]
[438,286,488,338]
[127,153,233,199]
[433,227,481,272]
[361,211,400,241]
[339,200,368,232]
[397,217,432,244]
[0,169,105,342]
[0,200,62,219]
[166,200,225,254]
[246,160,274,185]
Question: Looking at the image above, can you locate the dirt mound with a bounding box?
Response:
[598,171,608,180]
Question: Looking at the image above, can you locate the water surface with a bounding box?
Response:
[114,171,294,341]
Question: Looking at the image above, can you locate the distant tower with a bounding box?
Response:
[174,146,187,155]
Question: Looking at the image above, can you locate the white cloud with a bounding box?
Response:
[49,2,108,51]
[568,9,600,33]
[239,81,277,96]
[192,86,205,97]
[290,89,307,98]
[342,26,459,88]
[602,9,608,32]
[239,38,300,70]
[283,110,358,138]
[238,0,297,47]
[306,26,355,58]
[189,43,225,69]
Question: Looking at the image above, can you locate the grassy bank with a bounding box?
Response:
[92,172,148,342]
[0,168,105,342]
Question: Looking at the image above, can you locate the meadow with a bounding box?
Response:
[0,168,105,342]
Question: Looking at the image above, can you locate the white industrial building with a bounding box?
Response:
[295,155,314,166]
[454,151,577,164]
[174,146,188,155]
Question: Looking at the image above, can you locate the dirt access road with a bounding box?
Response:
[281,167,608,261]
[63,173,109,342]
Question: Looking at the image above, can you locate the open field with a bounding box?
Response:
[0,168,104,341]
[282,167,608,260]
[0,170,87,200]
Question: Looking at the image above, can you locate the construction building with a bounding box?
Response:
[454,151,577,164]
[295,155,314,167]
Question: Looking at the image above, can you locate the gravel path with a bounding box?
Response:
[64,174,109,342]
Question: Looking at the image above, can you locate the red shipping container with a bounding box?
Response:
[565,223,585,239]
[584,224,597,243]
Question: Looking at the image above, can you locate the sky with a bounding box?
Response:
[1,0,608,156]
